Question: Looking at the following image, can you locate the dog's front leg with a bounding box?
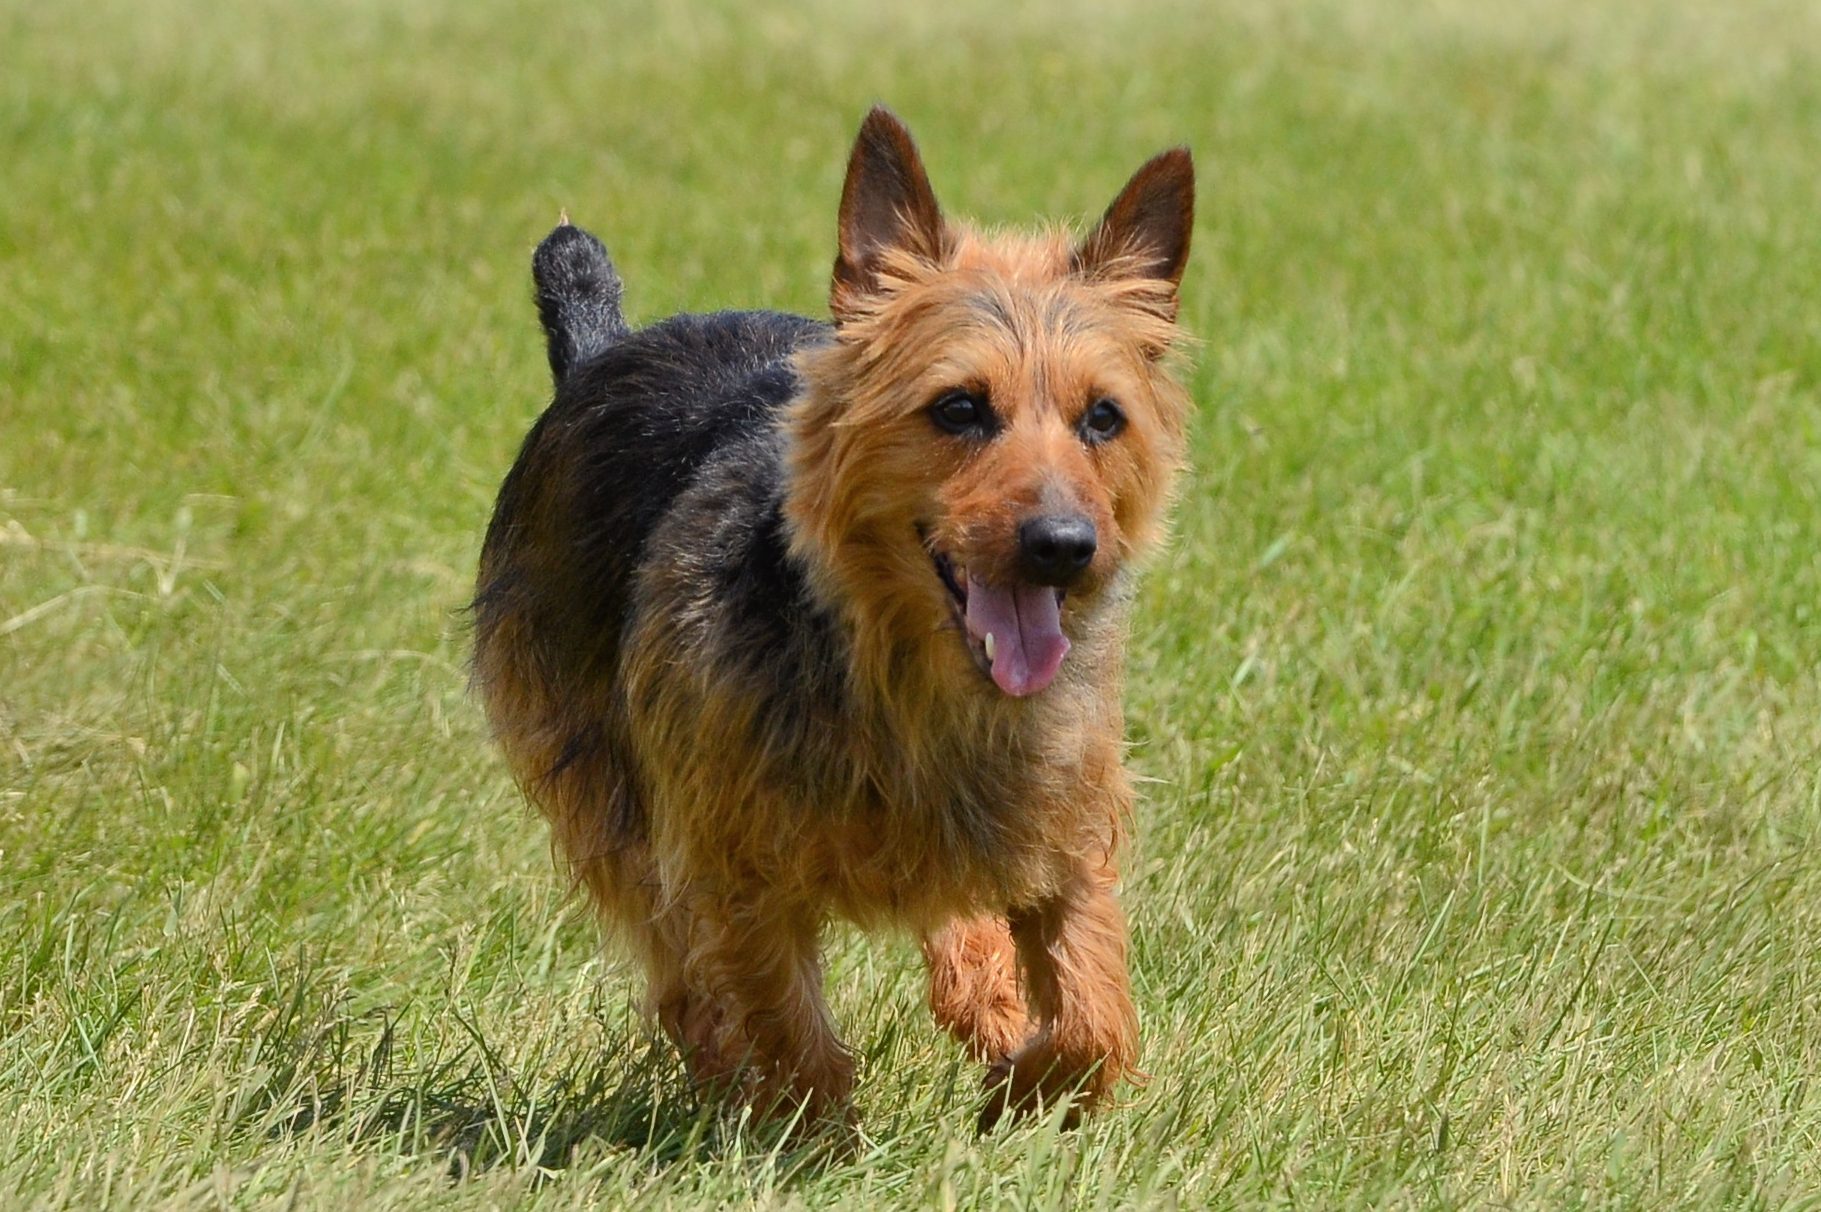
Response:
[923,915,1033,1063]
[978,860,1139,1130]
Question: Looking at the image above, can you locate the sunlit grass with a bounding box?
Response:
[3,0,1819,1206]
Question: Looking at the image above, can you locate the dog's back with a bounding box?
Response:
[474,224,829,839]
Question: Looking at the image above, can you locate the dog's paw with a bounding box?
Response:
[975,1039,1113,1133]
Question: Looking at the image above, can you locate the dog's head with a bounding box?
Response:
[787,107,1194,702]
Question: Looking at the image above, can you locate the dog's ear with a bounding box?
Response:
[1073,147,1194,315]
[832,106,946,322]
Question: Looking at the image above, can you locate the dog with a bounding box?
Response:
[473,106,1193,1131]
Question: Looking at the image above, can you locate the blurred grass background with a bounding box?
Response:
[3,0,1819,1206]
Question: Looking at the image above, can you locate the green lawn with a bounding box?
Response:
[4,0,1820,1206]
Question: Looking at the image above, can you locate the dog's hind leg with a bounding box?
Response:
[922,916,1032,1063]
[562,839,722,1077]
[679,891,856,1125]
[539,798,736,1089]
[638,909,740,1091]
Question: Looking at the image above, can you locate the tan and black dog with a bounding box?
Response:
[474,106,1193,1130]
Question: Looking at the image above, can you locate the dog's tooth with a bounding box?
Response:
[984,632,996,661]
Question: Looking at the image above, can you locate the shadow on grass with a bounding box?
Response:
[239,995,844,1184]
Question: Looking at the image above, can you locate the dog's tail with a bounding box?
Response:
[532,217,628,386]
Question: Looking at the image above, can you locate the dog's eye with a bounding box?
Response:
[1080,398,1126,443]
[930,390,992,436]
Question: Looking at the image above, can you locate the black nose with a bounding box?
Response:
[1017,514,1097,585]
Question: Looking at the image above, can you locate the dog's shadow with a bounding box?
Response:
[254,1007,845,1183]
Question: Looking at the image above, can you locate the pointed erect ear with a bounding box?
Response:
[1073,147,1195,306]
[831,106,946,321]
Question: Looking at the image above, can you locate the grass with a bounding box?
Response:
[4,0,1820,1205]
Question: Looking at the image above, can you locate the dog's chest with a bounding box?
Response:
[785,719,1080,920]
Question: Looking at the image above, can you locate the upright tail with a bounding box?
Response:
[532,219,628,386]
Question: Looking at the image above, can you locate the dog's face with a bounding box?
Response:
[788,108,1194,700]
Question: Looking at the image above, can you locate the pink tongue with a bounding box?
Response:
[965,572,1071,696]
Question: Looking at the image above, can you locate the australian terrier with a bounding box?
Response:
[473,107,1194,1130]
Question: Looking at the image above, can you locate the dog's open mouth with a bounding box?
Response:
[931,548,1070,697]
